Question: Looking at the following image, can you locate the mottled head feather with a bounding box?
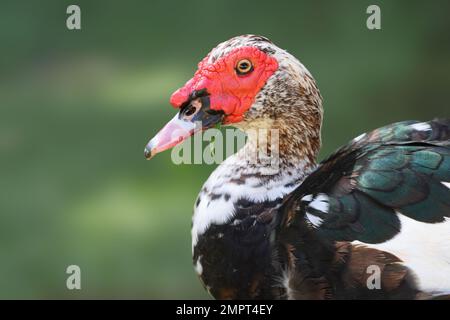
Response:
[210,35,324,163]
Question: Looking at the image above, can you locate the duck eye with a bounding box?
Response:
[236,59,253,75]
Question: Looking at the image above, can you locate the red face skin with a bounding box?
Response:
[169,46,279,124]
[144,46,279,159]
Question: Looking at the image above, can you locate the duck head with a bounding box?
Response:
[145,35,323,163]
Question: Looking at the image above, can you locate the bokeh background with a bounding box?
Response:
[0,0,449,299]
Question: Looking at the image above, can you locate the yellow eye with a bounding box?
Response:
[236,59,253,75]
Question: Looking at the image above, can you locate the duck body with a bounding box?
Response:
[145,35,450,299]
[193,119,450,299]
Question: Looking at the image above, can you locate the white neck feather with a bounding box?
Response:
[191,137,314,248]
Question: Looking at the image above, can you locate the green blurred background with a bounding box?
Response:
[0,0,449,299]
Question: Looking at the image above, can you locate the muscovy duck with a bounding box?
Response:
[144,35,450,299]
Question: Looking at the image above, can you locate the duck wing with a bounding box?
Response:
[276,119,450,298]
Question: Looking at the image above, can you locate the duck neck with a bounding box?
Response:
[232,107,322,177]
[192,105,323,247]
[200,111,323,206]
[192,112,322,246]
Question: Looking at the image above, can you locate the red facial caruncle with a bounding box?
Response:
[170,46,279,124]
[144,46,279,160]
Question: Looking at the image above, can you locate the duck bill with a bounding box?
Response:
[144,113,199,160]
[144,94,224,160]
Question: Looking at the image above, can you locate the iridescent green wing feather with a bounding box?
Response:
[280,119,450,244]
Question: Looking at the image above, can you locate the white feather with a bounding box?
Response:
[195,256,203,275]
[309,194,329,213]
[410,122,431,132]
[352,212,450,295]
[305,212,323,227]
[353,132,367,143]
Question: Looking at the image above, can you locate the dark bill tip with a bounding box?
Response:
[144,147,153,160]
